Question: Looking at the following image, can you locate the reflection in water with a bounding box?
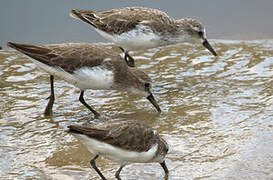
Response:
[0,40,272,179]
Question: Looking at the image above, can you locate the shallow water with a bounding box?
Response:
[0,40,272,180]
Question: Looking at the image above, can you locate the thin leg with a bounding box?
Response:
[90,155,107,180]
[119,47,135,67]
[79,91,100,118]
[115,165,125,180]
[119,46,125,52]
[160,161,169,180]
[44,75,55,116]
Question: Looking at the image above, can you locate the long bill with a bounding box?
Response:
[146,94,161,112]
[202,39,217,56]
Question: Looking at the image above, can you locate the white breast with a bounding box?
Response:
[30,59,114,90]
[95,25,161,51]
[73,66,114,90]
[75,134,158,164]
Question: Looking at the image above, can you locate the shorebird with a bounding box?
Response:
[70,7,218,67]
[68,120,169,180]
[7,42,161,117]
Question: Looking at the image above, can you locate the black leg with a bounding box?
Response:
[90,155,107,180]
[119,47,125,52]
[160,161,169,180]
[44,75,55,116]
[79,91,100,118]
[115,165,125,180]
[119,47,135,67]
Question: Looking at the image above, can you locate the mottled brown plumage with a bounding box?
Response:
[69,120,158,152]
[7,42,121,73]
[68,120,169,179]
[7,42,150,89]
[71,7,217,67]
[7,42,161,117]
[71,7,175,35]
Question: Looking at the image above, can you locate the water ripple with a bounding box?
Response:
[0,40,272,179]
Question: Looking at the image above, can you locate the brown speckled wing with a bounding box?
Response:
[7,42,54,63]
[72,7,175,35]
[68,125,109,140]
[7,42,122,73]
[69,120,157,152]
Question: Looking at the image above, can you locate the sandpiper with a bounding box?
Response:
[70,7,218,67]
[68,120,169,180]
[7,42,161,117]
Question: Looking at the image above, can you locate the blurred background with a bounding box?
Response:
[1,0,273,48]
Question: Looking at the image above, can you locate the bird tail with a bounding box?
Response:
[7,42,53,65]
[7,42,50,55]
[68,125,108,140]
[70,9,98,28]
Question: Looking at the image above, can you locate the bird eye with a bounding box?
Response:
[198,31,203,37]
[144,83,150,89]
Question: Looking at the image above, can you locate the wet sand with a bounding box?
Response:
[0,40,272,179]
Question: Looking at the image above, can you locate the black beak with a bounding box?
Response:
[146,94,161,112]
[202,39,217,56]
[160,161,169,180]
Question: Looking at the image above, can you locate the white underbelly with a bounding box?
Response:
[75,134,158,164]
[31,59,114,90]
[95,25,161,51]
